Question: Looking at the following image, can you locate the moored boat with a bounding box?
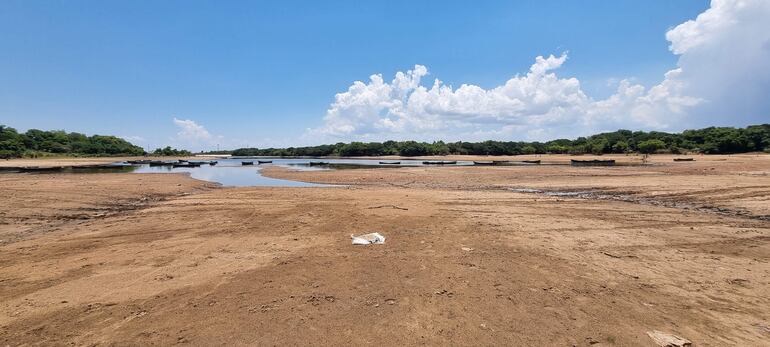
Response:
[570,159,615,166]
[258,160,273,164]
[242,161,254,165]
[521,160,541,164]
[19,166,64,172]
[173,162,202,168]
[308,161,329,166]
[379,161,401,165]
[127,160,152,164]
[422,161,457,165]
[473,161,495,165]
[149,161,175,166]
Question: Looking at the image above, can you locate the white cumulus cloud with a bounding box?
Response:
[173,117,212,141]
[171,117,224,151]
[309,0,770,142]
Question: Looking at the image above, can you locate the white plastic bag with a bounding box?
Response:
[351,232,386,245]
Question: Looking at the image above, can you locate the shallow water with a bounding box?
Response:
[133,162,329,187]
[130,158,477,186]
[7,158,525,187]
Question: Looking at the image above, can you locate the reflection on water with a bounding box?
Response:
[133,162,329,187]
[10,158,479,187]
[130,158,475,186]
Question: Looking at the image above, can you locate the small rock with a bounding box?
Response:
[461,247,473,252]
[646,330,692,347]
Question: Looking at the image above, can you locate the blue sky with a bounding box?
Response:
[4,1,769,151]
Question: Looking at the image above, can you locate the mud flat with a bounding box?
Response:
[1,154,769,345]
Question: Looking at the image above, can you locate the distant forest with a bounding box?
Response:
[232,124,770,157]
[0,125,190,158]
[3,124,769,159]
[0,125,144,158]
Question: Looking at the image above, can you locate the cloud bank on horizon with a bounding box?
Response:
[310,0,770,143]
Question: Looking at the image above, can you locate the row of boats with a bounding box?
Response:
[241,160,273,165]
[10,157,696,173]
[141,159,218,167]
[247,158,694,166]
[263,159,617,166]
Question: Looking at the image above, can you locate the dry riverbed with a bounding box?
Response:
[0,154,768,346]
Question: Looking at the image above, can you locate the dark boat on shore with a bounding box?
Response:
[422,161,457,165]
[673,158,695,162]
[379,161,401,165]
[308,161,329,166]
[71,163,131,170]
[20,166,64,172]
[242,161,254,165]
[570,159,616,166]
[258,160,273,164]
[473,161,496,166]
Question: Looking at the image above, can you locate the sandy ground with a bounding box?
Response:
[0,154,768,346]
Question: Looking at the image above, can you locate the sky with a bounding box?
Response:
[1,0,768,151]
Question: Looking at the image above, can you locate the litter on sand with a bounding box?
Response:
[646,330,692,347]
[351,232,386,245]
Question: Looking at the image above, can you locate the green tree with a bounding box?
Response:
[638,139,666,154]
[611,141,629,153]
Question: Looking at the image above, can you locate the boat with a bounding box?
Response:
[379,161,401,165]
[473,161,496,166]
[149,161,175,166]
[308,161,329,166]
[242,161,254,165]
[521,160,541,164]
[127,160,152,164]
[209,161,218,165]
[673,158,695,162]
[71,163,131,170]
[258,160,273,164]
[19,166,64,172]
[422,161,457,165]
[172,162,202,168]
[570,159,616,166]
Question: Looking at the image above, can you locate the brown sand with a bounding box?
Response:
[0,154,768,346]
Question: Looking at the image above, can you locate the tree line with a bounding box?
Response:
[232,124,770,157]
[3,123,768,159]
[0,125,193,158]
[0,125,145,158]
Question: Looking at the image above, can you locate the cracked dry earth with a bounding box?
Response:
[1,155,769,346]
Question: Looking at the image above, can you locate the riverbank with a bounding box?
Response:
[1,154,768,345]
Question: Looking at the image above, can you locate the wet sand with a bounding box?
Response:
[1,154,768,345]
